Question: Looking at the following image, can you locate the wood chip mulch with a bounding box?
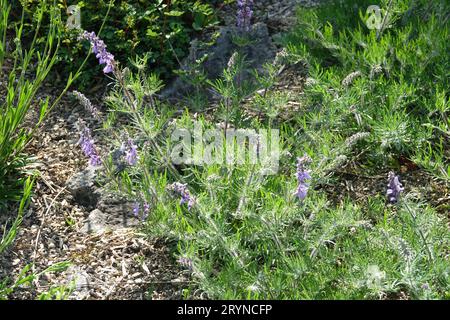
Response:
[0,82,191,300]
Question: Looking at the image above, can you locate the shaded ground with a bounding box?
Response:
[322,167,450,215]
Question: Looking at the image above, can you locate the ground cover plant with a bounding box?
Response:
[77,0,448,299]
[0,0,448,300]
[13,0,228,87]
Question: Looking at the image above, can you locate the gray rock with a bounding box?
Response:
[162,22,277,100]
[67,165,140,233]
[66,265,91,299]
[80,193,139,234]
[65,165,100,209]
[80,209,108,234]
[96,192,140,228]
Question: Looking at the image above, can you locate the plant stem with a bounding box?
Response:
[377,0,394,41]
[402,201,434,262]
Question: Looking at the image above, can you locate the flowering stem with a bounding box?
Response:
[25,0,115,149]
[114,67,183,181]
[234,163,256,217]
[377,0,393,41]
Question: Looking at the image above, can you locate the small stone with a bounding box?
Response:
[65,166,100,208]
[80,209,107,234]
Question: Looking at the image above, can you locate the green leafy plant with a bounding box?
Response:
[0,0,60,206]
[16,0,226,87]
[0,261,72,300]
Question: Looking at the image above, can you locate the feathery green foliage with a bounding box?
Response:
[95,0,449,299]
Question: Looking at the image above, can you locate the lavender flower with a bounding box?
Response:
[77,122,101,166]
[168,182,196,210]
[295,155,311,201]
[132,202,140,217]
[121,138,138,166]
[143,202,150,220]
[237,0,254,31]
[386,171,404,203]
[79,31,115,74]
[133,201,150,220]
[72,91,101,119]
[421,283,430,291]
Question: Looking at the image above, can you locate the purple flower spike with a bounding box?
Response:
[237,0,254,31]
[296,184,309,200]
[72,91,101,119]
[77,122,101,166]
[295,155,312,201]
[132,202,140,217]
[143,202,150,220]
[132,201,150,220]
[122,138,138,166]
[79,31,115,74]
[168,182,196,210]
[386,171,404,203]
[103,64,113,74]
